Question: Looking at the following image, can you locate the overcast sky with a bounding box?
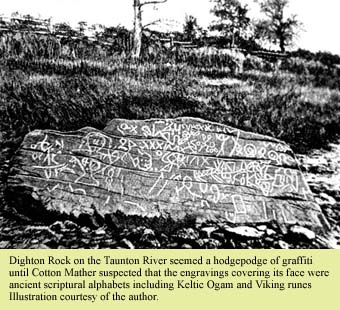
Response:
[1,0,339,55]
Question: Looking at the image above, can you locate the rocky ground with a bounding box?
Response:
[0,143,339,249]
[296,142,340,248]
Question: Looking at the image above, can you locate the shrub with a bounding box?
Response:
[243,55,273,72]
[1,57,340,155]
[280,57,340,89]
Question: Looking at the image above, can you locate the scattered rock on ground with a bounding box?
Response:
[174,228,200,242]
[289,225,316,241]
[277,240,289,249]
[223,226,265,239]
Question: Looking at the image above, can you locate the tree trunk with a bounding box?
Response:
[231,31,235,48]
[278,28,285,52]
[279,38,285,52]
[132,0,143,59]
[230,25,237,48]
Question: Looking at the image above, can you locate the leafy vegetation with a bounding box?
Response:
[279,57,340,90]
[254,0,302,52]
[1,51,340,155]
[210,0,250,47]
[0,8,340,156]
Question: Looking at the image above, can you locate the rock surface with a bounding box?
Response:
[297,144,340,246]
[5,117,328,230]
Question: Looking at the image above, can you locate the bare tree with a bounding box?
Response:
[132,0,167,58]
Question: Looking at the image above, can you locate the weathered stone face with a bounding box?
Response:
[6,118,328,230]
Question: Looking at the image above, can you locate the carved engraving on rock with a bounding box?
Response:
[6,118,327,229]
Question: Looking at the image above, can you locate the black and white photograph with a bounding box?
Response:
[0,0,339,249]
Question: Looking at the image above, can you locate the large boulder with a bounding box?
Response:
[5,117,329,230]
